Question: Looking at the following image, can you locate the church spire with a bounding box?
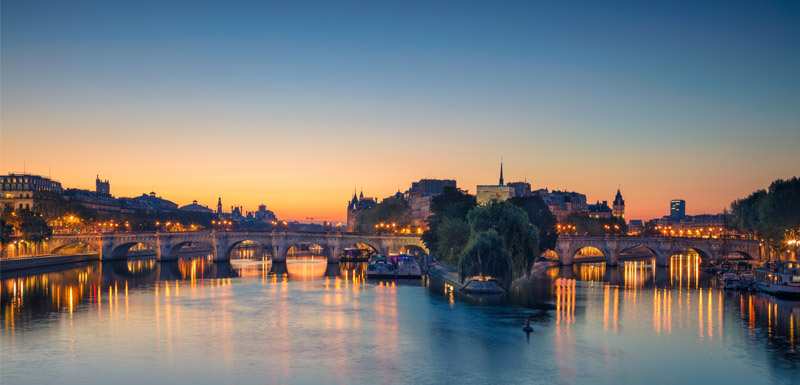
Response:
[499,159,504,185]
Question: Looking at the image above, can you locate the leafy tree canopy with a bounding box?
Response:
[729,177,800,250]
[509,195,558,251]
[422,187,476,254]
[436,216,471,266]
[561,212,627,236]
[467,200,539,279]
[355,196,411,234]
[458,229,513,288]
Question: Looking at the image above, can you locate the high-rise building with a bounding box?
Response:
[612,189,625,219]
[670,199,686,219]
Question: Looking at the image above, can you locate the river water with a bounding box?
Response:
[1,252,798,385]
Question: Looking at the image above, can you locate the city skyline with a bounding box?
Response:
[2,1,798,222]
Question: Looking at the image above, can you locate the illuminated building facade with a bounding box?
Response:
[587,201,613,218]
[477,161,513,204]
[612,189,625,219]
[0,173,63,210]
[670,199,686,219]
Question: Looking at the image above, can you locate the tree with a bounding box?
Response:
[19,212,53,244]
[0,217,13,246]
[467,200,539,279]
[355,196,411,234]
[458,230,513,288]
[509,195,558,251]
[422,187,476,255]
[436,217,471,266]
[730,177,800,254]
[562,212,627,236]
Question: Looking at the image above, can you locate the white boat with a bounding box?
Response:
[366,255,395,278]
[753,260,800,298]
[395,256,422,278]
[720,272,741,290]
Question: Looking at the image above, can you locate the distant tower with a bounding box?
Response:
[95,175,110,196]
[217,197,222,214]
[612,188,625,219]
[499,160,504,186]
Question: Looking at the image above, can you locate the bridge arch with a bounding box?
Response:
[109,241,158,260]
[223,239,271,261]
[396,245,427,256]
[51,241,98,255]
[668,247,711,263]
[166,240,215,261]
[727,250,755,260]
[284,242,328,260]
[571,246,606,262]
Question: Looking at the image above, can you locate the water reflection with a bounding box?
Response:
[1,250,798,383]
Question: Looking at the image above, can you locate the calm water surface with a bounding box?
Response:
[2,252,798,385]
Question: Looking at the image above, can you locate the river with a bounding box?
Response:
[1,251,798,384]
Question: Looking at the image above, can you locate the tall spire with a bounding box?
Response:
[499,158,504,185]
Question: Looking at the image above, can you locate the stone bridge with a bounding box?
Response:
[48,231,428,263]
[553,236,762,266]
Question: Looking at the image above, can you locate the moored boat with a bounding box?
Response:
[395,255,422,278]
[753,260,800,298]
[720,272,741,290]
[366,255,395,278]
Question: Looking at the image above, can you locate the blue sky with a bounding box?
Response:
[2,0,799,220]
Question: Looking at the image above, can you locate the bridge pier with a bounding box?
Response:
[100,239,115,261]
[156,234,178,262]
[605,250,619,266]
[273,245,286,263]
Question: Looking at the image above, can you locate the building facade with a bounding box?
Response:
[587,201,613,218]
[346,191,378,231]
[179,200,214,213]
[506,181,531,197]
[670,199,686,219]
[612,189,625,219]
[405,178,457,228]
[0,173,64,211]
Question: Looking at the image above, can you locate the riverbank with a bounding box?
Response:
[428,260,559,294]
[0,253,100,273]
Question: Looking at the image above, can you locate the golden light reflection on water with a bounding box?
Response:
[545,251,799,351]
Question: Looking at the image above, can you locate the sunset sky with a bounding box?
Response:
[2,1,798,222]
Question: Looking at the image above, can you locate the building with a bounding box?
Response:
[612,189,625,219]
[477,161,513,204]
[670,199,686,219]
[96,175,110,196]
[346,190,378,231]
[533,189,588,220]
[587,201,612,218]
[0,173,64,211]
[179,200,214,213]
[128,192,178,212]
[628,219,644,235]
[405,178,457,228]
[63,188,127,213]
[253,204,277,222]
[506,181,531,197]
